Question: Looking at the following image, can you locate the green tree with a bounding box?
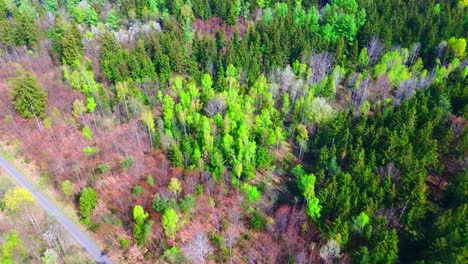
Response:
[447,37,467,59]
[79,187,97,225]
[105,9,120,31]
[162,208,180,242]
[241,183,261,203]
[0,230,19,264]
[82,125,93,140]
[61,180,74,198]
[351,212,370,232]
[169,144,183,167]
[61,23,83,64]
[306,197,322,221]
[86,97,96,113]
[13,13,39,48]
[10,71,48,119]
[133,205,154,245]
[168,177,182,199]
[84,7,99,26]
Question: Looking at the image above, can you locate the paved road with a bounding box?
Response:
[0,155,114,264]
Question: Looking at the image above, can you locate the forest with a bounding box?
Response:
[0,0,466,263]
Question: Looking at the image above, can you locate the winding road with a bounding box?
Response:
[0,155,114,264]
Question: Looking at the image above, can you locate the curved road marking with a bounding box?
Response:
[0,155,114,264]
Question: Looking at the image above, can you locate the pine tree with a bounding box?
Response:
[79,187,97,226]
[13,13,39,48]
[61,23,83,64]
[10,71,48,119]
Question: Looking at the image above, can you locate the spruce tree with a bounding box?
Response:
[10,71,48,119]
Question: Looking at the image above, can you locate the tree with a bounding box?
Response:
[307,197,322,221]
[72,99,86,120]
[3,187,35,212]
[162,208,180,242]
[319,239,342,263]
[133,205,154,246]
[168,177,182,199]
[10,71,48,119]
[169,144,184,168]
[105,9,120,31]
[141,108,155,146]
[322,77,336,100]
[61,23,83,64]
[296,124,309,159]
[308,97,334,124]
[447,37,467,59]
[352,212,370,232]
[241,183,261,203]
[0,230,19,264]
[41,248,59,264]
[13,13,39,48]
[84,7,99,26]
[79,187,97,225]
[86,97,96,113]
[82,125,93,140]
[61,180,74,198]
[182,232,214,264]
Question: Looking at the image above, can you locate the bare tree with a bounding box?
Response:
[367,37,384,65]
[280,65,295,94]
[408,43,421,66]
[275,205,291,233]
[377,163,401,183]
[436,40,447,60]
[308,52,334,85]
[204,95,226,117]
[182,232,214,264]
[224,228,238,264]
[295,250,308,264]
[319,239,342,263]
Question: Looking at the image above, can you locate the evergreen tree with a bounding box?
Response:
[61,23,83,64]
[10,71,48,119]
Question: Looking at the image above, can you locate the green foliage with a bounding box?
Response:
[133,186,143,196]
[162,208,180,240]
[79,187,97,225]
[152,193,169,212]
[82,125,93,140]
[162,246,185,263]
[180,194,195,214]
[120,156,134,171]
[10,71,48,119]
[351,212,370,232]
[86,97,96,113]
[241,183,261,203]
[0,230,19,264]
[147,176,155,186]
[61,180,73,198]
[168,177,182,198]
[61,23,83,64]
[250,212,267,231]
[83,7,99,26]
[97,163,110,174]
[105,9,120,30]
[133,205,153,245]
[306,197,322,220]
[447,37,467,59]
[83,146,99,156]
[118,237,129,248]
[169,144,183,167]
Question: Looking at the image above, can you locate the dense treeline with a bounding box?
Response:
[0,0,466,263]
